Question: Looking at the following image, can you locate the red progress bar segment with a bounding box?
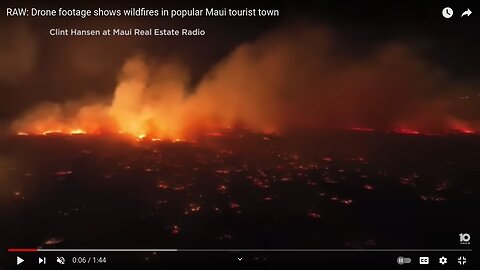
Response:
[8,248,38,252]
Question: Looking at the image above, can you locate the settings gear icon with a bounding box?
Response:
[439,256,448,265]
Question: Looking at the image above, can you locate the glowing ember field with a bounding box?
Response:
[13,125,478,140]
[0,129,477,256]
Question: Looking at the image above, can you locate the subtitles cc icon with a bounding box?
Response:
[419,257,429,265]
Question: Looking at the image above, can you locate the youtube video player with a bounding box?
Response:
[0,0,477,268]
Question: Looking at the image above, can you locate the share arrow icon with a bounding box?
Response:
[462,9,472,17]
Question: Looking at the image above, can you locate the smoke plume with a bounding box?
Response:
[12,23,479,139]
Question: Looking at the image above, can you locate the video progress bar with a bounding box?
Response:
[8,248,473,252]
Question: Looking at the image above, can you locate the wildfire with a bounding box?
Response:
[16,129,88,136]
[8,23,480,144]
[11,50,480,142]
[345,126,477,136]
[70,129,87,135]
[454,129,475,134]
[14,124,477,140]
[392,128,420,135]
[42,130,63,136]
[136,134,147,140]
[206,132,226,137]
[13,129,181,143]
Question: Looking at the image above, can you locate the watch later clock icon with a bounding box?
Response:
[442,7,453,18]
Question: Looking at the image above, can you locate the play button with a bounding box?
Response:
[17,256,24,265]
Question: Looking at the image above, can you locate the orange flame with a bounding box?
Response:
[70,129,87,135]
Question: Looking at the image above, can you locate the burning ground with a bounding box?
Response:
[0,129,477,254]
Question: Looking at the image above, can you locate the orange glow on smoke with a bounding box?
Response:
[9,25,479,139]
[11,56,238,141]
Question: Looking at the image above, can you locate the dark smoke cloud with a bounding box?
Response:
[193,23,476,132]
[0,22,37,84]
